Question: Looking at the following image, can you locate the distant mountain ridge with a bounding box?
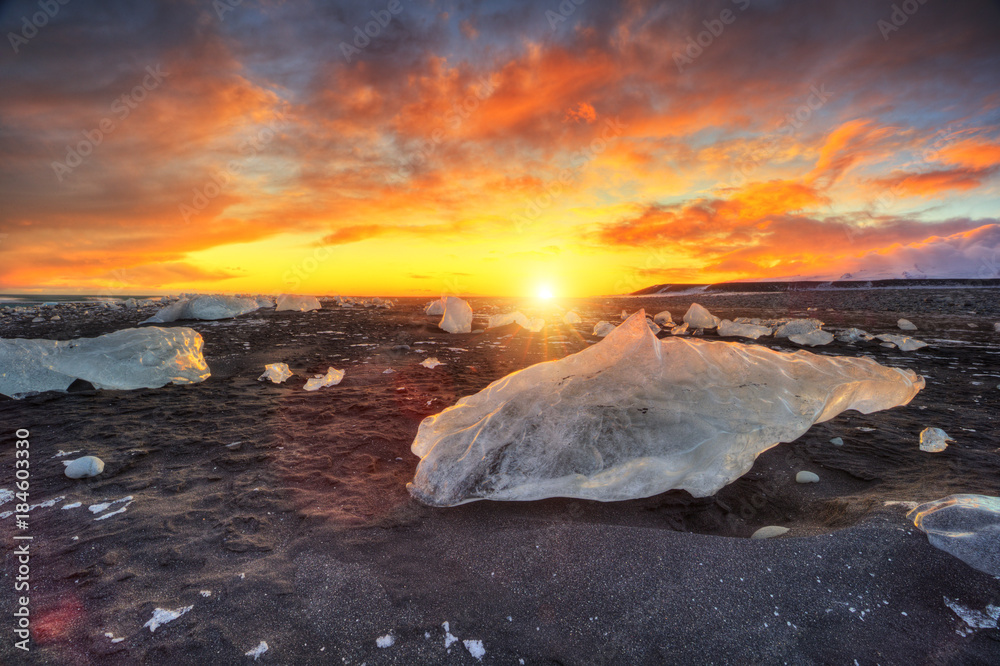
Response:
[631,278,1000,296]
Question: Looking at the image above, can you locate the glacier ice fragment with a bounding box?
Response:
[683,303,720,329]
[788,330,834,347]
[439,296,473,334]
[425,299,446,316]
[408,311,924,506]
[919,427,953,452]
[717,319,771,339]
[64,456,104,479]
[259,363,292,384]
[275,294,322,312]
[876,334,927,351]
[773,319,823,338]
[908,494,1000,576]
[592,321,616,337]
[563,311,583,325]
[142,294,259,323]
[303,367,344,391]
[795,471,819,483]
[0,327,210,399]
[653,310,673,326]
[487,312,529,329]
[897,318,917,331]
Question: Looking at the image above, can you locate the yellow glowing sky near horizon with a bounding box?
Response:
[1,1,999,297]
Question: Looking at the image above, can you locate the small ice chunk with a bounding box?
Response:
[897,319,918,331]
[439,296,473,334]
[443,622,458,648]
[275,294,322,312]
[830,437,844,446]
[63,456,104,479]
[646,318,661,334]
[652,310,673,326]
[303,367,345,391]
[383,368,395,374]
[795,471,820,483]
[717,319,771,340]
[876,334,927,351]
[836,328,873,343]
[994,322,1000,333]
[62,502,82,509]
[487,312,529,329]
[464,639,485,661]
[563,311,582,325]
[144,606,193,632]
[420,357,443,369]
[683,303,720,329]
[593,321,616,337]
[773,319,824,338]
[258,363,292,384]
[908,495,1000,576]
[424,299,446,315]
[751,526,789,540]
[376,634,395,648]
[670,322,689,336]
[919,427,953,453]
[200,590,212,597]
[789,330,834,347]
[246,640,269,660]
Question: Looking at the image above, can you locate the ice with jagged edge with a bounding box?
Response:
[908,494,1000,577]
[0,327,210,399]
[142,294,260,323]
[408,311,924,506]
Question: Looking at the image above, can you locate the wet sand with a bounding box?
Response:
[1,289,999,664]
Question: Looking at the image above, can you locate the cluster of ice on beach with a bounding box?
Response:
[408,311,925,506]
[601,303,932,351]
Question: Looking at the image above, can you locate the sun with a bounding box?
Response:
[536,284,554,300]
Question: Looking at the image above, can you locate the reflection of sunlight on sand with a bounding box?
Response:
[33,594,84,645]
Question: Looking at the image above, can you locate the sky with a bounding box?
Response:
[1,0,999,297]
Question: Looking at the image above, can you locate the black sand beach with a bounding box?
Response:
[2,289,999,664]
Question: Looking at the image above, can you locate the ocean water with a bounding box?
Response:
[0,294,153,307]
